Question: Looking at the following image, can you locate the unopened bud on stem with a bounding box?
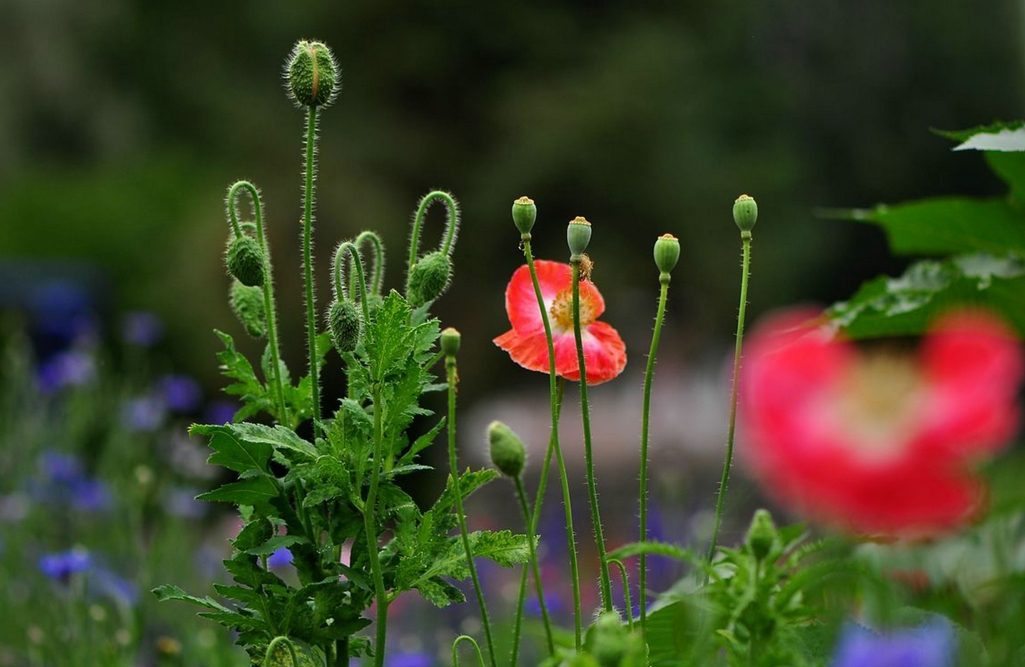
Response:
[487,421,526,478]
[226,236,265,287]
[286,40,339,108]
[440,327,461,357]
[512,196,537,237]
[733,194,758,237]
[567,216,592,261]
[653,233,680,280]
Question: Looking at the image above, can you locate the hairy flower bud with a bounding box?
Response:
[230,280,266,338]
[567,216,592,261]
[733,194,758,236]
[327,299,362,353]
[440,327,461,357]
[512,196,537,237]
[286,40,339,108]
[407,251,452,306]
[487,421,526,478]
[226,236,265,287]
[745,508,779,561]
[653,233,680,278]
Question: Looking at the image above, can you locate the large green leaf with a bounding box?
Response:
[823,198,1025,256]
[197,474,280,505]
[828,253,1025,338]
[190,424,272,474]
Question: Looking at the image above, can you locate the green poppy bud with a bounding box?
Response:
[733,194,758,236]
[286,40,339,108]
[653,233,680,278]
[229,280,266,338]
[407,251,452,306]
[745,508,779,561]
[512,196,537,237]
[567,216,592,261]
[440,327,461,357]
[327,299,362,353]
[226,235,265,287]
[487,421,526,478]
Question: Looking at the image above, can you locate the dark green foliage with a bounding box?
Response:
[226,235,265,287]
[406,251,452,306]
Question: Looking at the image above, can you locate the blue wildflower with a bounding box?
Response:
[33,451,111,512]
[831,622,955,667]
[159,374,202,413]
[204,400,238,425]
[93,568,139,606]
[30,281,96,344]
[122,396,166,432]
[39,549,92,580]
[267,547,293,569]
[164,487,207,519]
[37,350,96,394]
[121,311,164,347]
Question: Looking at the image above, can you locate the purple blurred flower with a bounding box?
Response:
[121,311,164,347]
[93,568,139,606]
[204,400,238,425]
[831,622,955,667]
[389,653,433,667]
[30,282,96,343]
[268,547,293,569]
[123,396,166,432]
[39,549,92,580]
[41,451,83,483]
[164,487,207,519]
[159,374,202,413]
[526,590,566,618]
[33,451,112,512]
[37,351,96,394]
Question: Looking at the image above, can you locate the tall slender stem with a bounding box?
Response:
[523,240,582,649]
[707,237,752,561]
[513,475,555,655]
[639,278,669,634]
[571,259,612,611]
[302,105,321,431]
[510,379,564,667]
[446,355,497,667]
[365,384,388,667]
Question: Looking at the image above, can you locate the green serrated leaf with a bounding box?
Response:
[197,474,279,505]
[190,424,272,474]
[247,534,308,556]
[151,584,232,612]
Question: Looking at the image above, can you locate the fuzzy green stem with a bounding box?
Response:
[523,239,582,649]
[639,277,669,634]
[571,259,613,611]
[302,105,321,431]
[708,236,752,562]
[333,242,372,325]
[407,191,459,288]
[365,384,388,667]
[446,354,497,667]
[513,474,555,655]
[607,558,634,632]
[227,181,288,425]
[353,230,386,297]
[510,379,564,667]
[262,636,299,667]
[452,635,486,667]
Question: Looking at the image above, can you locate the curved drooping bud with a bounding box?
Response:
[285,40,339,108]
[512,196,537,237]
[230,280,266,338]
[566,216,592,261]
[226,235,266,287]
[733,194,758,237]
[407,251,452,307]
[653,233,681,279]
[327,299,362,353]
[487,421,526,478]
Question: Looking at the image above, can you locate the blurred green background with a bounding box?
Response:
[2,0,1022,393]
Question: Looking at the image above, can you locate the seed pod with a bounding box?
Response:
[407,251,452,306]
[567,216,592,260]
[230,280,266,338]
[440,327,461,357]
[745,508,779,561]
[226,235,265,287]
[487,421,526,478]
[512,196,537,236]
[653,233,680,277]
[733,194,758,235]
[327,299,362,353]
[286,40,339,108]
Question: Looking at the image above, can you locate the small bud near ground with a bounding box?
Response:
[745,508,779,561]
[286,40,339,108]
[512,196,537,237]
[230,280,266,338]
[487,421,526,478]
[226,235,265,287]
[653,233,680,279]
[440,327,461,357]
[567,216,592,261]
[733,194,758,237]
[327,300,363,353]
[407,251,452,306]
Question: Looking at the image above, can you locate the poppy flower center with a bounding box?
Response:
[550,288,596,333]
[833,352,924,457]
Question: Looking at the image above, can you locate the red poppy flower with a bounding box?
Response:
[494,260,626,384]
[741,309,1023,537]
